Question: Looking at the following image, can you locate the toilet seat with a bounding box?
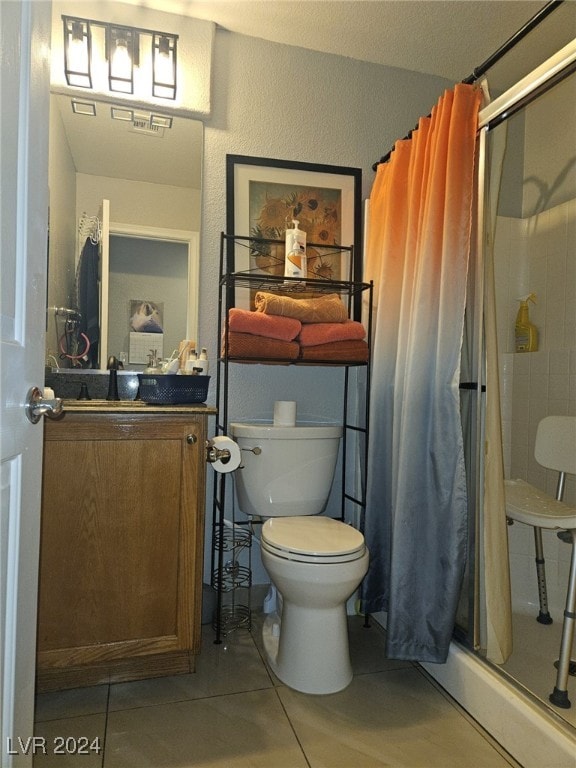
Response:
[261,516,365,564]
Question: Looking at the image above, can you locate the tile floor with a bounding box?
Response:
[34,615,520,767]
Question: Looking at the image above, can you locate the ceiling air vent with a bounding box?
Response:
[127,111,167,138]
[128,120,165,138]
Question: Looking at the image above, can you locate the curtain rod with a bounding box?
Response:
[372,0,564,170]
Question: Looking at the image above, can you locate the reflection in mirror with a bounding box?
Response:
[46,92,202,371]
[106,226,199,369]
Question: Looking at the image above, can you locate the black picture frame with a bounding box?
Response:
[225,154,362,285]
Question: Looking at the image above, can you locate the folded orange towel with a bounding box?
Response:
[228,308,301,341]
[299,339,369,362]
[223,331,300,361]
[298,320,366,347]
[254,292,348,323]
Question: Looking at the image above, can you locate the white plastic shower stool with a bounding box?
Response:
[505,415,576,709]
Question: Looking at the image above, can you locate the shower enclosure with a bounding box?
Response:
[489,67,576,726]
[445,22,576,762]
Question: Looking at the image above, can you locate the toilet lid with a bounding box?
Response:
[261,517,365,563]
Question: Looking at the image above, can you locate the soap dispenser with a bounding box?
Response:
[144,349,161,373]
[515,293,538,353]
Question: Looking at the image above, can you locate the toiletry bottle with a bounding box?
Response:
[515,293,538,352]
[284,219,307,279]
[185,350,198,374]
[197,347,209,375]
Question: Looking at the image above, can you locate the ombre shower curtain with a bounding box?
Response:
[362,84,482,662]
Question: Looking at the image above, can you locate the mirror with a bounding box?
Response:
[46,92,203,371]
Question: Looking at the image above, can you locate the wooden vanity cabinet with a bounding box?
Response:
[37,410,211,692]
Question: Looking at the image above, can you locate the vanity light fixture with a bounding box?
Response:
[62,16,178,100]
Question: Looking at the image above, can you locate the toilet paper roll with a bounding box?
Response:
[274,400,297,426]
[209,435,242,473]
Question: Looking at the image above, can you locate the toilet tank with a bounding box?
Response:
[229,422,342,517]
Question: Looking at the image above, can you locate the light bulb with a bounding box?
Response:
[112,38,131,80]
[154,37,171,84]
[68,22,89,74]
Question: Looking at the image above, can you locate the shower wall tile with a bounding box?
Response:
[549,349,569,374]
[526,461,546,492]
[557,538,572,565]
[507,519,531,553]
[526,209,549,258]
[528,374,548,401]
[529,350,548,375]
[508,550,538,612]
[547,399,570,418]
[511,372,530,400]
[548,374,569,401]
[548,204,568,254]
[528,400,548,436]
[512,353,530,375]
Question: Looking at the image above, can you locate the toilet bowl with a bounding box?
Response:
[230,422,369,694]
[261,516,369,694]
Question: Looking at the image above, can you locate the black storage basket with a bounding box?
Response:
[137,374,210,404]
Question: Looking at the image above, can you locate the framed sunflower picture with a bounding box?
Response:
[225,155,362,298]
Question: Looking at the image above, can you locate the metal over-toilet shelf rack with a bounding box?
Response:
[211,232,373,643]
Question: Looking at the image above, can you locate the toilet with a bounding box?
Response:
[230,421,369,694]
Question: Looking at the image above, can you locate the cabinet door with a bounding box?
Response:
[37,413,207,670]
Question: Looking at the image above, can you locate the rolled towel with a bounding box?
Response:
[298,320,366,347]
[223,331,299,361]
[228,307,301,341]
[254,292,348,323]
[299,339,369,362]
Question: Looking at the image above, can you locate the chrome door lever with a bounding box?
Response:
[25,387,63,424]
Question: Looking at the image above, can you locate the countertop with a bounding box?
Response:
[62,399,217,415]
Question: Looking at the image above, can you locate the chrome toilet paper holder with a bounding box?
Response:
[206,439,231,465]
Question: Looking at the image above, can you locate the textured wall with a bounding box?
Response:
[199,31,452,416]
[197,30,452,583]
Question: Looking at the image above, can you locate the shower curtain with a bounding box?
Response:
[362,83,482,662]
[479,123,513,664]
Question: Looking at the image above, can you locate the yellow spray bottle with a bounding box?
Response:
[515,293,538,353]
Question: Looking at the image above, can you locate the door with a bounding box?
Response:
[0,2,51,765]
[98,199,110,370]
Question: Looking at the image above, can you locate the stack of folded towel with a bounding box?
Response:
[223,292,369,363]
